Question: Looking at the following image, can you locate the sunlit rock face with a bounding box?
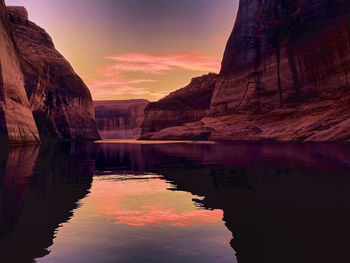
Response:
[7,6,100,140]
[94,100,149,139]
[140,73,218,140]
[142,0,350,142]
[0,1,40,144]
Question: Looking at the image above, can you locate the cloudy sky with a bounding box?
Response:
[5,0,238,101]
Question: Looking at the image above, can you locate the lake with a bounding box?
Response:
[0,140,350,263]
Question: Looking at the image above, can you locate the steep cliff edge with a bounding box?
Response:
[0,1,40,144]
[140,0,350,142]
[7,6,100,140]
[214,0,350,112]
[94,100,149,139]
[140,73,218,139]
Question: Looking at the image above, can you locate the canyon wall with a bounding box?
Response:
[140,73,218,139]
[140,0,350,142]
[0,1,40,144]
[7,7,100,140]
[94,100,149,139]
[213,0,350,112]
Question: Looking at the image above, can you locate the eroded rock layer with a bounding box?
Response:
[7,6,100,140]
[0,1,40,144]
[140,73,218,139]
[213,0,350,112]
[94,100,149,139]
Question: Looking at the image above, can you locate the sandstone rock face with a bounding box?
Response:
[141,0,350,142]
[7,6,100,140]
[149,89,350,142]
[213,0,350,112]
[140,73,218,139]
[0,1,40,144]
[94,100,149,139]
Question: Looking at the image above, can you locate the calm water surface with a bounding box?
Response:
[0,140,350,263]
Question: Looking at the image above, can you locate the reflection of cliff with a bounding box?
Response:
[152,144,350,263]
[94,100,149,139]
[0,142,95,262]
[0,146,39,232]
[94,142,350,263]
[1,141,349,263]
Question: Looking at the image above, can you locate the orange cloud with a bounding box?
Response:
[84,73,165,100]
[105,53,221,74]
[86,52,221,101]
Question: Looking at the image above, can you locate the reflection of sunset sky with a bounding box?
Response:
[37,174,235,263]
[88,175,223,227]
[5,0,238,101]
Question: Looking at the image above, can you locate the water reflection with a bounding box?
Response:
[36,174,233,263]
[0,142,95,263]
[90,175,222,227]
[0,140,349,263]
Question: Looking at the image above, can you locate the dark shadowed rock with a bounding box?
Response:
[0,1,40,144]
[141,0,350,142]
[140,73,218,139]
[94,99,149,139]
[214,0,350,112]
[7,6,100,140]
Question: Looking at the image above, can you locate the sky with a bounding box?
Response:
[5,0,238,101]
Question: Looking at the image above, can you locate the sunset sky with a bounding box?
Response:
[5,0,238,101]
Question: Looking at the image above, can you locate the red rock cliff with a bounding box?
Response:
[213,0,350,112]
[140,73,218,140]
[0,1,40,144]
[7,6,100,140]
[140,0,350,142]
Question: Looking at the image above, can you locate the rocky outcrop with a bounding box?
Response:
[94,100,149,139]
[0,1,40,144]
[150,88,350,142]
[6,6,99,140]
[140,73,218,139]
[141,0,350,142]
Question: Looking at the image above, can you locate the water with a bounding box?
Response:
[1,140,350,263]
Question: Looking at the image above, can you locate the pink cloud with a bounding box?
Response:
[86,52,221,100]
[104,53,221,74]
[102,63,172,75]
[88,78,157,88]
